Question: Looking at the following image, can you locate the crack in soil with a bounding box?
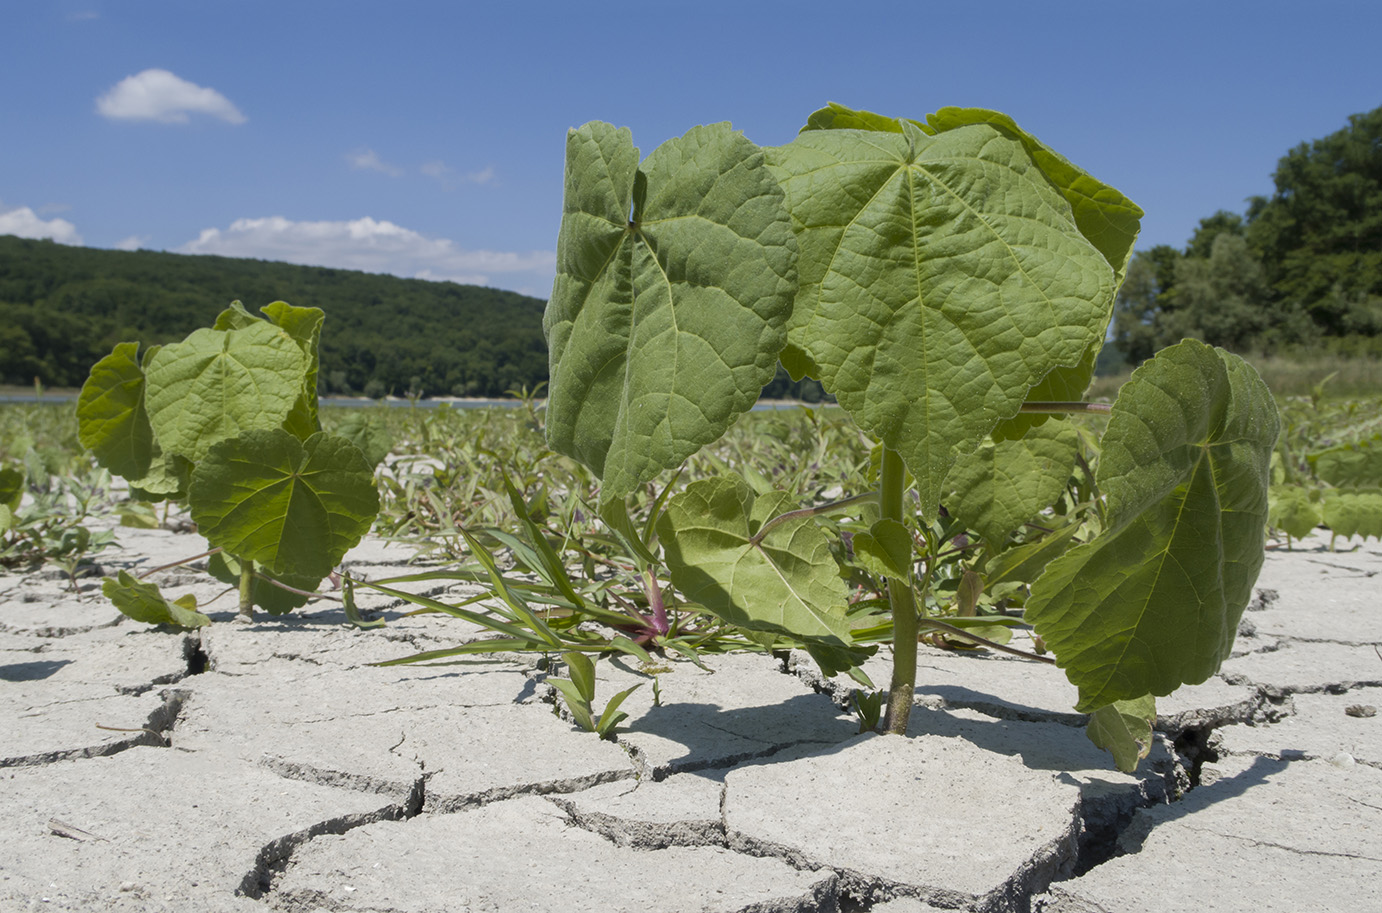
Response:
[0,686,187,768]
[238,774,427,901]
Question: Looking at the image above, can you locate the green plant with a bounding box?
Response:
[548,651,643,739]
[1268,397,1382,548]
[76,301,381,623]
[0,449,116,586]
[534,104,1279,771]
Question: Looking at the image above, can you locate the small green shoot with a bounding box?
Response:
[548,651,643,740]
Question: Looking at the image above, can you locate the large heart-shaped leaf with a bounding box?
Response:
[800,104,1142,444]
[657,476,852,645]
[145,323,307,462]
[545,121,796,498]
[769,120,1115,514]
[802,103,1143,286]
[1025,340,1280,711]
[189,429,378,578]
[942,420,1080,546]
[76,342,154,480]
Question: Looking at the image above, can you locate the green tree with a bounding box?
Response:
[1112,244,1182,364]
[1184,210,1246,260]
[1246,105,1382,335]
[1163,233,1272,352]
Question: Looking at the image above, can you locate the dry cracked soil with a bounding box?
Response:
[2,523,1379,913]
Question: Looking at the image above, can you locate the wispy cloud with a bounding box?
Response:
[346,148,404,177]
[420,160,496,189]
[96,69,247,124]
[0,203,83,244]
[114,235,149,251]
[177,215,554,293]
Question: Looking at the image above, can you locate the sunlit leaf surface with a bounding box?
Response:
[189,429,378,578]
[1026,340,1280,711]
[545,121,796,498]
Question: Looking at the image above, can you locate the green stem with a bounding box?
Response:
[1018,401,1112,414]
[748,491,879,547]
[880,446,917,735]
[237,559,255,620]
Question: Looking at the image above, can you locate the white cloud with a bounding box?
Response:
[177,215,555,292]
[96,69,247,124]
[114,235,149,251]
[0,204,83,245]
[347,149,403,177]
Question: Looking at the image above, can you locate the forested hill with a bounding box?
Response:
[0,236,549,396]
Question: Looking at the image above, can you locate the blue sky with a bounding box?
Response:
[3,1,1379,299]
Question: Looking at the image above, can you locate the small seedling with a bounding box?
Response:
[548,651,643,740]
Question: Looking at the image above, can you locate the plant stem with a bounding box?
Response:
[137,547,223,580]
[748,491,879,546]
[645,569,670,636]
[1018,401,1112,414]
[237,559,255,621]
[880,446,917,736]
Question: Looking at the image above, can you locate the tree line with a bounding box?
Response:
[0,237,831,401]
[0,239,551,396]
[1113,105,1382,366]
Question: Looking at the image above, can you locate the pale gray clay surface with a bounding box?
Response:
[0,528,1376,911]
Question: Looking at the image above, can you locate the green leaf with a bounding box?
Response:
[768,120,1117,515]
[1085,695,1156,773]
[101,571,211,628]
[545,121,797,498]
[189,430,379,579]
[212,300,262,330]
[1025,340,1280,712]
[801,102,923,134]
[127,447,193,502]
[0,465,22,511]
[549,679,597,732]
[983,522,1082,588]
[561,651,598,703]
[991,343,1100,442]
[803,641,878,682]
[595,684,643,738]
[262,300,326,439]
[332,410,394,468]
[799,103,1143,444]
[207,551,324,615]
[342,578,386,629]
[657,476,853,645]
[1310,436,1382,488]
[1322,488,1382,540]
[851,518,913,578]
[943,421,1080,546]
[144,322,307,462]
[1269,485,1323,539]
[76,342,154,480]
[923,107,1143,287]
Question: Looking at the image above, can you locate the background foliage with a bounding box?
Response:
[1112,105,1382,366]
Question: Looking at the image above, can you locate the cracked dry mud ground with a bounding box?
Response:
[2,527,1379,913]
